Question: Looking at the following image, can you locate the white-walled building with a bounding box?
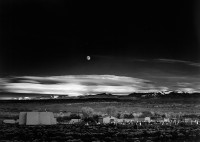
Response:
[19,112,27,125]
[99,116,118,124]
[54,112,72,118]
[164,118,170,122]
[3,119,16,124]
[116,119,124,123]
[68,119,82,124]
[26,112,39,125]
[144,117,151,122]
[19,112,57,125]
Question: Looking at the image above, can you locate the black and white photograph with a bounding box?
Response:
[0,0,200,141]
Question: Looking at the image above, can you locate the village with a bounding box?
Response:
[1,107,200,141]
[1,106,200,126]
[53,111,200,126]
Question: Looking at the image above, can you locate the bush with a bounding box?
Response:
[81,107,94,118]
[1,121,200,141]
[70,114,81,119]
[124,113,134,119]
[105,106,117,116]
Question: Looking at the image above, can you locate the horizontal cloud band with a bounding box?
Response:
[3,75,168,97]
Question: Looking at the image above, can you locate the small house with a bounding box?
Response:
[3,119,16,124]
[68,119,81,124]
[133,117,138,122]
[156,117,164,122]
[117,119,134,123]
[99,116,118,124]
[138,117,145,122]
[151,116,163,122]
[56,112,71,117]
[184,118,192,123]
[116,119,124,123]
[144,117,151,122]
[164,118,170,122]
[171,118,178,123]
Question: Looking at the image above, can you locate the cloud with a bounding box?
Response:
[2,75,165,97]
[176,88,197,93]
[19,75,150,86]
[175,82,200,92]
[156,59,200,67]
[177,82,192,87]
[1,74,200,99]
[5,83,87,96]
[0,78,9,91]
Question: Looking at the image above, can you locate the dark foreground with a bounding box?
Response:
[1,123,200,142]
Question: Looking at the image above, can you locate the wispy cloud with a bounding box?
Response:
[156,59,200,67]
[2,75,169,97]
[176,88,197,93]
[1,57,200,99]
[17,75,150,86]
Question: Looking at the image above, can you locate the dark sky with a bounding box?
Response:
[0,0,200,98]
[0,0,200,76]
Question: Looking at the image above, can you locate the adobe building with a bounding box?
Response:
[144,117,151,122]
[3,119,16,124]
[19,112,27,125]
[19,112,57,125]
[99,116,118,124]
[68,119,82,124]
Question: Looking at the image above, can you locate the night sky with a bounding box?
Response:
[0,1,200,98]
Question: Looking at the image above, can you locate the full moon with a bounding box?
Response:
[87,56,91,60]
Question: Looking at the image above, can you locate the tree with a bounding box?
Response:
[161,114,166,118]
[124,113,134,119]
[81,107,94,118]
[141,111,153,117]
[70,114,80,119]
[116,113,121,119]
[105,106,117,116]
[93,114,100,123]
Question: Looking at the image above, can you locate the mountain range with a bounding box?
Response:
[1,91,199,101]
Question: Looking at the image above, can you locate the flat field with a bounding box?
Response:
[1,98,200,119]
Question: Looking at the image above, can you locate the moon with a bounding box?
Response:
[87,56,91,61]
